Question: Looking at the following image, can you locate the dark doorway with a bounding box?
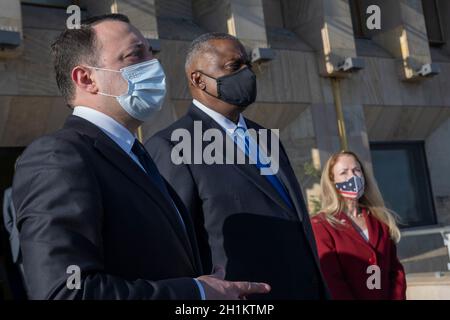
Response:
[0,147,26,300]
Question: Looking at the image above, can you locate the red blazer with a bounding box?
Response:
[311,209,406,300]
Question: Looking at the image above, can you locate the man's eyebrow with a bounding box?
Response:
[123,42,146,53]
[226,55,248,64]
[119,42,148,59]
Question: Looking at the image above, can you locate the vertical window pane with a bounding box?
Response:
[349,0,373,39]
[422,0,445,45]
[370,142,436,228]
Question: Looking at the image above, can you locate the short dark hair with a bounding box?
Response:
[50,13,130,105]
[185,32,243,72]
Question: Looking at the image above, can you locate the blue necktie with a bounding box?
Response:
[233,127,294,210]
[132,140,187,232]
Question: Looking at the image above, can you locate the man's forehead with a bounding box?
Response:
[205,39,246,60]
[93,20,144,48]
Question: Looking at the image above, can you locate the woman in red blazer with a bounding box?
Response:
[311,151,406,300]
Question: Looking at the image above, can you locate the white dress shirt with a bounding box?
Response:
[192,99,273,171]
[73,106,145,171]
[193,99,247,134]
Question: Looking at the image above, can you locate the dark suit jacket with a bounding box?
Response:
[12,115,203,300]
[3,187,20,264]
[145,104,330,299]
[311,209,406,300]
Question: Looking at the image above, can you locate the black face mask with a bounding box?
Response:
[199,67,257,107]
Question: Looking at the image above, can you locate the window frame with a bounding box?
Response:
[421,0,446,46]
[370,141,438,229]
[349,0,372,40]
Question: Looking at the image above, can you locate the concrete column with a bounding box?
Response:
[368,0,433,80]
[311,102,341,164]
[80,0,159,39]
[193,0,268,48]
[311,82,371,168]
[282,0,357,76]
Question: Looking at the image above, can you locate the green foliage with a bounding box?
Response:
[303,162,321,179]
[309,196,322,215]
[302,161,322,214]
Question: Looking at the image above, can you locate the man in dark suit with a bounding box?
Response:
[12,15,270,300]
[146,33,330,300]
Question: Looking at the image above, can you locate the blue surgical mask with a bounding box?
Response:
[88,59,166,121]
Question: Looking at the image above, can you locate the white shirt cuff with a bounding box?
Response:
[193,278,206,300]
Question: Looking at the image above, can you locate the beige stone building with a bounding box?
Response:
[1,0,450,299]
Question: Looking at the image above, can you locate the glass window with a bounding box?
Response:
[349,0,371,39]
[370,142,437,228]
[421,0,445,46]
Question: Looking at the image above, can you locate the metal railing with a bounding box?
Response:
[401,226,450,271]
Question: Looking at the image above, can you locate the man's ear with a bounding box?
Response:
[190,71,206,90]
[72,66,99,94]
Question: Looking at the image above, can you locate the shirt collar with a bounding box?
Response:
[73,106,136,154]
[192,99,247,135]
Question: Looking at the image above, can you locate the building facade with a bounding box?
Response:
[1,0,450,298]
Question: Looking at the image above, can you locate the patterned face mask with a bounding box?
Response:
[335,175,365,199]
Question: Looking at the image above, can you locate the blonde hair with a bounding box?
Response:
[312,151,401,243]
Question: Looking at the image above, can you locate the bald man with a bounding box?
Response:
[146,33,330,299]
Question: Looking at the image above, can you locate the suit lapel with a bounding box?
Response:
[65,115,198,272]
[277,165,306,222]
[231,159,296,216]
[167,184,203,274]
[247,120,307,222]
[188,106,296,216]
